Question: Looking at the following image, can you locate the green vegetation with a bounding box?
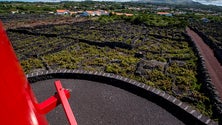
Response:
[2,1,222,121]
[98,13,187,27]
[7,18,214,119]
[21,58,44,73]
[0,2,56,13]
[189,15,222,48]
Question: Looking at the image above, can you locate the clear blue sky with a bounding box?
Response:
[0,0,221,6]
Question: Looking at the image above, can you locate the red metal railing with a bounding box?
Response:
[55,80,78,125]
[0,21,78,125]
[38,80,78,125]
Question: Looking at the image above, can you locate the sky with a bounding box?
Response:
[192,0,222,6]
[0,0,222,6]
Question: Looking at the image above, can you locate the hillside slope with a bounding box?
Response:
[137,0,194,4]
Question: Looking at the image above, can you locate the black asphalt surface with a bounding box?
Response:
[31,79,185,125]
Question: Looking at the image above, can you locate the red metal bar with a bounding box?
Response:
[54,80,78,125]
[0,21,49,125]
[38,89,71,114]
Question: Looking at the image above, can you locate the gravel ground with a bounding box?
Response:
[31,79,185,125]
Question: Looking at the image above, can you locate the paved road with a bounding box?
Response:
[31,79,185,125]
[186,27,222,99]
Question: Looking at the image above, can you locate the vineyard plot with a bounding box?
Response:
[7,20,214,119]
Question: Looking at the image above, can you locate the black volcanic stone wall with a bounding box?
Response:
[184,32,222,124]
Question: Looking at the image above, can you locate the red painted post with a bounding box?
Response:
[0,21,76,125]
[54,80,78,125]
[0,21,48,125]
[38,89,71,114]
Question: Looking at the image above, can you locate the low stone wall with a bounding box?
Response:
[27,69,217,125]
[8,28,133,50]
[78,38,133,50]
[184,32,222,124]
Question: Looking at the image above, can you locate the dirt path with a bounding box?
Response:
[186,27,222,99]
[3,17,93,29]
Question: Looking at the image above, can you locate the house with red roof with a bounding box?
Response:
[56,10,70,15]
[157,12,172,16]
